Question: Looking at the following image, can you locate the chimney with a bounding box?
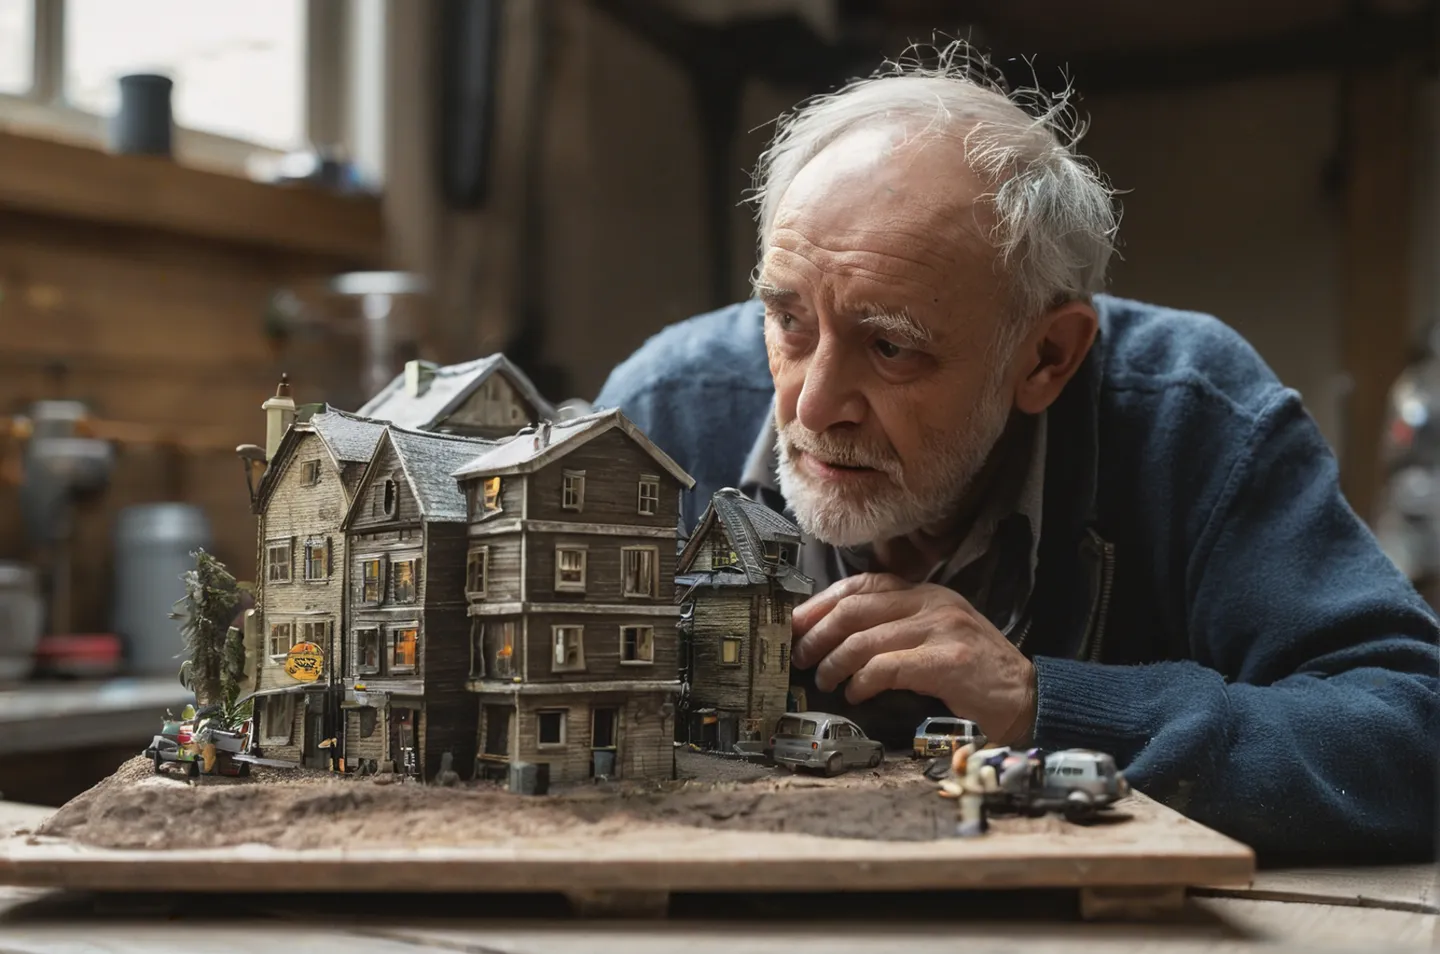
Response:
[262,373,296,462]
[539,421,552,447]
[405,360,437,398]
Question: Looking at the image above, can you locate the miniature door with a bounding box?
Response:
[590,707,619,779]
[391,708,418,777]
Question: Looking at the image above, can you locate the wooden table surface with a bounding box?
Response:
[0,801,1434,952]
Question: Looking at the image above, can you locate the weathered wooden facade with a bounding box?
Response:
[358,356,557,439]
[676,488,814,749]
[454,410,694,784]
[339,426,496,779]
[247,392,386,768]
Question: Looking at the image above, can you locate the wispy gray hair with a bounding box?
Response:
[748,40,1120,351]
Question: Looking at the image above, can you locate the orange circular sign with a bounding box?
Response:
[285,641,324,681]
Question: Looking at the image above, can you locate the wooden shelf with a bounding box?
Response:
[0,131,384,263]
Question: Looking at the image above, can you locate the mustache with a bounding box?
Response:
[777,422,901,476]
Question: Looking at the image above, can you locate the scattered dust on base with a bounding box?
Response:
[39,749,1072,851]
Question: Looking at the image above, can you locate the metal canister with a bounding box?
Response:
[0,562,43,681]
[112,504,212,675]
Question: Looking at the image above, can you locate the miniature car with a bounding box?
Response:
[769,712,884,776]
[981,747,1128,821]
[911,715,984,759]
[144,709,252,778]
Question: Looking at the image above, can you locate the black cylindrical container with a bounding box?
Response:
[111,73,174,156]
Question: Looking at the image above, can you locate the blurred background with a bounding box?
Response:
[1,0,1438,803]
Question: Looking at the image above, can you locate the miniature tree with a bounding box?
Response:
[171,549,240,709]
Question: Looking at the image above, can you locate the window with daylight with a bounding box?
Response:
[561,470,585,511]
[389,626,418,672]
[267,540,292,582]
[466,548,488,599]
[267,622,293,657]
[392,559,418,603]
[302,459,322,485]
[552,625,585,672]
[637,476,660,515]
[0,0,33,95]
[481,477,502,516]
[555,547,586,592]
[356,627,379,675]
[361,558,383,603]
[721,636,741,666]
[621,625,654,664]
[622,547,658,598]
[537,709,566,747]
[303,538,328,580]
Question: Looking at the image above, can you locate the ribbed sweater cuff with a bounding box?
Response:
[1030,655,1156,760]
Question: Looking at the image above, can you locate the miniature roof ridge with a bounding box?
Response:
[449,407,695,489]
[678,488,810,592]
[355,352,558,431]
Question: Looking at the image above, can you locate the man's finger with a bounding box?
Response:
[844,649,923,704]
[792,572,912,638]
[813,620,923,692]
[792,589,920,669]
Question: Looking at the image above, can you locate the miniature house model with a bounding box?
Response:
[359,355,557,439]
[676,488,814,749]
[454,409,694,785]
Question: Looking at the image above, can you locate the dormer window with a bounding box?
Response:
[481,477,502,517]
[302,460,322,485]
[778,543,798,566]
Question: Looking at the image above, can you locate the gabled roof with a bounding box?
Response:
[344,426,498,527]
[253,407,387,513]
[676,488,813,596]
[450,408,695,489]
[356,354,558,431]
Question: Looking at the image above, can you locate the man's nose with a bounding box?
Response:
[796,339,866,432]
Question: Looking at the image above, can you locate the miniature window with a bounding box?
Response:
[779,641,790,670]
[356,627,380,675]
[637,476,660,515]
[393,559,418,603]
[300,619,329,646]
[389,626,418,672]
[466,547,488,599]
[763,541,778,563]
[621,546,658,598]
[361,558,383,603]
[711,547,738,569]
[482,476,502,516]
[552,625,585,672]
[261,694,295,744]
[469,619,485,678]
[562,469,585,511]
[555,546,587,592]
[382,478,398,517]
[758,638,769,672]
[778,543,798,566]
[302,459,322,485]
[768,598,789,625]
[491,622,516,678]
[358,707,377,738]
[621,625,654,664]
[267,540,292,583]
[720,636,741,666]
[303,538,328,581]
[537,709,566,747]
[267,622,294,657]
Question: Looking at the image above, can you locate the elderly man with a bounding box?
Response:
[595,55,1438,861]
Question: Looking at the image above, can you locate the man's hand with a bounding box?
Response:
[789,573,1037,745]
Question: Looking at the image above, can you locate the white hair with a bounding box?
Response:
[748,41,1120,347]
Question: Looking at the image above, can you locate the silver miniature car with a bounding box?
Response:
[1040,749,1128,816]
[769,712,884,776]
[911,715,984,759]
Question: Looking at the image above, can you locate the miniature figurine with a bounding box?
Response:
[938,742,1004,837]
[911,715,984,760]
[768,712,884,776]
[935,745,1131,832]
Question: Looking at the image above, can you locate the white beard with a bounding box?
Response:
[774,379,1013,548]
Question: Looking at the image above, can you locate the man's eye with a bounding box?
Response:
[775,312,800,331]
[874,338,907,359]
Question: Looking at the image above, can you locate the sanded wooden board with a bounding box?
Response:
[0,791,1252,895]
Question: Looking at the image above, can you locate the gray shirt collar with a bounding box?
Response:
[739,398,1047,632]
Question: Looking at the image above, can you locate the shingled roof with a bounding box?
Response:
[344,426,498,527]
[357,355,557,431]
[451,407,694,488]
[253,406,387,513]
[676,488,813,596]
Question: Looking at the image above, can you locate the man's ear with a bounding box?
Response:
[1012,301,1099,415]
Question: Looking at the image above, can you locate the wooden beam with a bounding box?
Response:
[1339,66,1418,521]
[0,131,384,263]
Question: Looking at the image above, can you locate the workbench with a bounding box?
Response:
[0,801,1433,952]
